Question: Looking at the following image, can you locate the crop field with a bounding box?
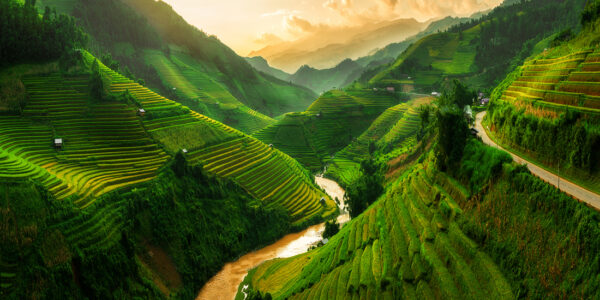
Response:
[79,51,337,223]
[370,26,479,91]
[254,89,398,171]
[246,163,513,299]
[499,49,600,113]
[0,73,169,208]
[326,98,429,186]
[144,50,274,133]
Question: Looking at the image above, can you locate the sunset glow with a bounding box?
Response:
[162,0,504,56]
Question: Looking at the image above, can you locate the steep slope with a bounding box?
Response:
[485,12,600,195]
[253,89,401,171]
[144,49,275,133]
[119,0,317,117]
[326,97,432,186]
[0,49,335,223]
[368,0,587,92]
[80,51,336,223]
[243,153,514,299]
[39,0,316,133]
[243,134,600,299]
[355,15,479,69]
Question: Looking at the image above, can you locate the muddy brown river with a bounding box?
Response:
[195,176,347,300]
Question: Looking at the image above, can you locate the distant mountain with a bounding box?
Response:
[288,59,363,94]
[245,56,291,82]
[249,18,428,73]
[356,15,483,69]
[38,0,316,133]
[367,0,586,92]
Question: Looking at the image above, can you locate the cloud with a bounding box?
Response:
[284,15,327,35]
[261,9,302,18]
[254,33,284,45]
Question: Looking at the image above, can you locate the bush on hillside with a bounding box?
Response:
[344,159,384,218]
[323,220,340,239]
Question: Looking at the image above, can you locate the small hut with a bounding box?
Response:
[182,149,188,154]
[54,138,63,149]
[137,108,146,117]
[386,87,395,92]
[268,144,274,149]
[320,197,326,206]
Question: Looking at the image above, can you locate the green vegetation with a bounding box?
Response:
[367,0,587,92]
[344,159,383,218]
[79,51,335,223]
[243,103,600,299]
[0,156,292,298]
[326,97,430,186]
[0,0,86,66]
[486,14,600,194]
[243,149,514,299]
[253,89,401,171]
[144,49,275,133]
[34,0,315,133]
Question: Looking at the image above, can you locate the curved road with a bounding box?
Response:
[475,111,600,211]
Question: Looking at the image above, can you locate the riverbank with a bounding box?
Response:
[196,177,347,300]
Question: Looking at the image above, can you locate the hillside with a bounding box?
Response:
[39,0,316,133]
[485,12,600,195]
[326,97,432,187]
[253,89,402,171]
[242,126,600,300]
[367,0,587,92]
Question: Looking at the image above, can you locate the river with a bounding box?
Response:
[195,176,348,300]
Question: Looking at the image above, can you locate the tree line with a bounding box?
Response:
[0,0,87,66]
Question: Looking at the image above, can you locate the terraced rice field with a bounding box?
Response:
[254,90,398,171]
[185,136,336,223]
[0,73,169,208]
[500,49,600,113]
[326,98,429,186]
[144,50,274,133]
[246,164,513,299]
[80,51,336,222]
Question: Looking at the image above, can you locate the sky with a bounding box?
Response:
[161,0,504,56]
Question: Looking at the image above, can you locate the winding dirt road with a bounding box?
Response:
[475,111,600,210]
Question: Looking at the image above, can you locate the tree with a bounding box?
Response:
[435,105,469,171]
[323,220,340,239]
[344,159,383,218]
[89,59,105,101]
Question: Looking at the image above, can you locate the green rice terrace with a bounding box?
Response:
[253,89,401,171]
[84,51,337,223]
[326,97,432,186]
[0,49,335,223]
[486,38,600,195]
[244,157,513,300]
[369,25,480,92]
[144,49,275,134]
[497,49,600,112]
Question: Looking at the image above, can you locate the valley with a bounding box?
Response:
[2,0,600,299]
